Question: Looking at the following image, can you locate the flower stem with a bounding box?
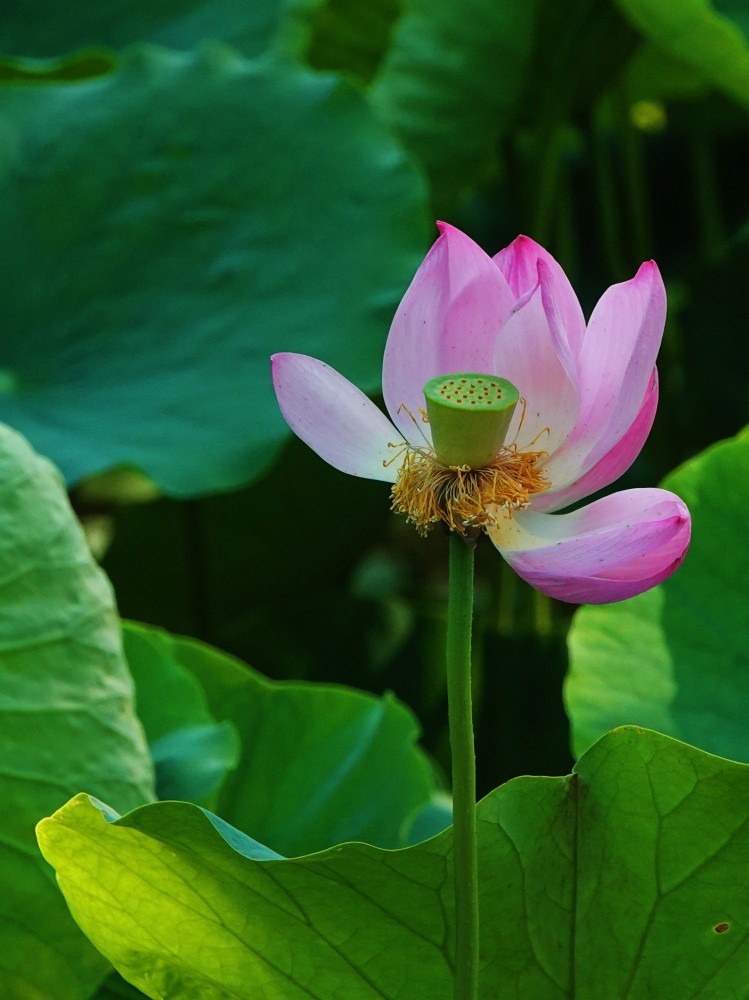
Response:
[446,531,479,1000]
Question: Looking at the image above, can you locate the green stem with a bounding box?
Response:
[689,126,725,259]
[533,587,553,638]
[446,532,479,1000]
[619,97,653,265]
[591,103,628,281]
[531,123,564,245]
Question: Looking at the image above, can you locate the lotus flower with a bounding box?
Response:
[272,224,690,604]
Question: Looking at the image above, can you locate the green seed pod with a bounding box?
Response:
[423,373,519,469]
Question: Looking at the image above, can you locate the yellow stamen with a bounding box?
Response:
[390,445,549,537]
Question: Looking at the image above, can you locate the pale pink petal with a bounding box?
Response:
[494,236,586,355]
[533,369,658,513]
[493,282,579,456]
[272,353,404,483]
[486,488,690,604]
[382,222,516,447]
[543,262,666,493]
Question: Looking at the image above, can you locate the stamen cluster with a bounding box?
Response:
[390,445,549,537]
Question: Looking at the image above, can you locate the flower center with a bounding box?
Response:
[390,372,549,537]
[423,373,519,469]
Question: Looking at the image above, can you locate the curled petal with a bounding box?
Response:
[382,222,515,447]
[534,369,659,513]
[582,260,665,457]
[546,261,666,492]
[487,488,690,604]
[271,353,404,482]
[494,236,586,356]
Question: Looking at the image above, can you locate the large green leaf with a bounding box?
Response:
[124,623,239,804]
[0,46,428,495]
[620,41,710,105]
[122,621,447,854]
[0,424,155,1000]
[615,0,749,108]
[39,727,749,998]
[370,0,538,208]
[566,426,749,760]
[0,0,313,60]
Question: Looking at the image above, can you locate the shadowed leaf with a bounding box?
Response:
[0,424,154,999]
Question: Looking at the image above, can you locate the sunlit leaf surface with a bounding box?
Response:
[39,728,749,999]
[566,426,749,761]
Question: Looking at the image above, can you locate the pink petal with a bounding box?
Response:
[494,236,586,355]
[382,222,516,447]
[543,261,666,492]
[272,353,404,482]
[486,488,690,604]
[492,281,579,457]
[582,261,665,456]
[533,369,659,513]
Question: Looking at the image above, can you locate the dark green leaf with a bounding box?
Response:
[0,0,313,61]
[0,46,429,495]
[521,0,639,124]
[370,0,538,208]
[305,0,404,84]
[93,974,149,1000]
[123,621,445,854]
[150,723,239,802]
[122,616,240,803]
[615,0,749,108]
[0,51,115,83]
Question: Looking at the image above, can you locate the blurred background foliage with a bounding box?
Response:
[2,0,749,796]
